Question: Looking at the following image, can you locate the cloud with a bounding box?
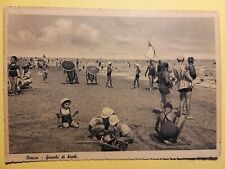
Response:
[71,23,99,46]
[9,30,36,46]
[9,18,100,50]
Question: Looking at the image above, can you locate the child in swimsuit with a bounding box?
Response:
[57,98,79,128]
[109,115,134,150]
[154,102,185,144]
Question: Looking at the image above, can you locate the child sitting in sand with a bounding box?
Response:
[57,98,79,128]
[21,66,32,89]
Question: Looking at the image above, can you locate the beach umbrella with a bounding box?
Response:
[62,60,75,71]
[86,65,100,74]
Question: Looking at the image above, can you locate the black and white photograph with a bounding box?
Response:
[4,7,220,162]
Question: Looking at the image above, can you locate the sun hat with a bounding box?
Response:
[108,62,112,65]
[177,56,184,61]
[109,115,120,126]
[135,64,140,67]
[100,107,114,118]
[60,98,71,106]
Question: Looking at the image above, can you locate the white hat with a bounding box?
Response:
[100,107,114,118]
[177,56,184,61]
[135,64,140,67]
[108,62,112,65]
[60,98,71,106]
[109,115,119,126]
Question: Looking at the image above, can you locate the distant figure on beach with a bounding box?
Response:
[173,56,194,119]
[55,59,59,69]
[133,64,141,88]
[157,60,162,73]
[76,58,79,67]
[8,56,20,95]
[106,62,113,88]
[21,65,32,89]
[145,60,156,91]
[88,107,115,140]
[158,62,172,110]
[98,60,102,68]
[154,102,185,144]
[127,61,131,68]
[41,61,49,83]
[43,54,48,63]
[34,57,38,68]
[109,115,134,150]
[56,98,79,128]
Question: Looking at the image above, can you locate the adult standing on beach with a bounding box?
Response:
[158,62,172,110]
[106,62,113,88]
[8,56,21,95]
[145,60,156,91]
[173,57,193,118]
[184,57,197,119]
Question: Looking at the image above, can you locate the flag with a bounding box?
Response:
[148,41,152,47]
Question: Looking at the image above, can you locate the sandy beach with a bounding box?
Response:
[7,60,217,154]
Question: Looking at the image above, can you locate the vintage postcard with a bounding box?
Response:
[4,7,220,163]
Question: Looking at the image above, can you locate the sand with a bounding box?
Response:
[7,60,217,153]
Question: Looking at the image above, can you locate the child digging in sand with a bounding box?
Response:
[57,98,79,128]
[108,115,134,150]
[154,102,185,144]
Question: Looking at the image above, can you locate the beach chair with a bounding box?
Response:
[86,66,99,85]
[61,60,79,84]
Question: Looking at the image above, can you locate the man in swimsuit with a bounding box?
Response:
[154,102,185,144]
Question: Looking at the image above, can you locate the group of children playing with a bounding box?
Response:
[57,97,185,150]
[57,101,134,151]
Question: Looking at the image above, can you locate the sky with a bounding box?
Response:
[7,13,216,60]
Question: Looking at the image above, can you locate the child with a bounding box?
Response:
[57,98,79,128]
[41,61,49,83]
[133,64,141,88]
[145,60,156,91]
[21,66,32,89]
[106,62,113,88]
[88,107,114,140]
[109,115,134,150]
[154,102,185,144]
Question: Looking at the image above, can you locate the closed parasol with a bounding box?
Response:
[62,60,75,71]
[86,65,100,74]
